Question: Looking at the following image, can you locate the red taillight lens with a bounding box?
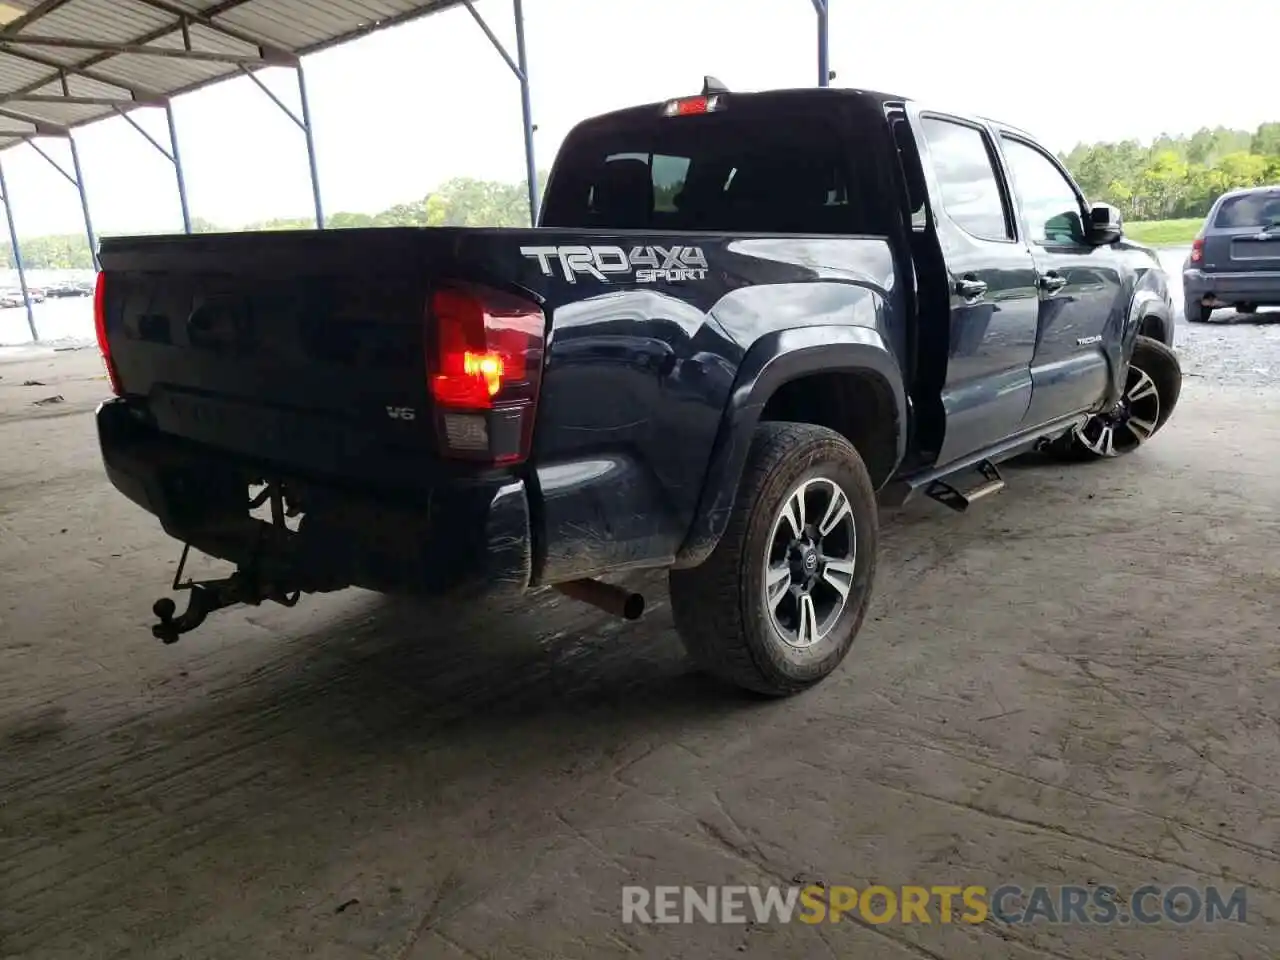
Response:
[1190,238,1204,263]
[427,282,545,464]
[93,270,121,395]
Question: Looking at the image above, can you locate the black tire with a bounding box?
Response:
[1236,303,1258,315]
[1183,296,1212,323]
[668,422,878,697]
[1050,335,1182,461]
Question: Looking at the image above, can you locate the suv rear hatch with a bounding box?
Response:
[96,228,546,488]
[1200,189,1280,272]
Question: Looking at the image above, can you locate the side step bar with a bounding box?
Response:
[879,411,1089,509]
[924,460,1005,513]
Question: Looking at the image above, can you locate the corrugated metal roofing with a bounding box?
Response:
[0,0,462,150]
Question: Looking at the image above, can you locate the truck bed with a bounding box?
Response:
[96,221,902,596]
[99,225,902,486]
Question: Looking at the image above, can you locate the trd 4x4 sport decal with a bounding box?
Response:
[520,244,709,284]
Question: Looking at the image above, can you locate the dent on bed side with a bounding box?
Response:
[529,454,681,586]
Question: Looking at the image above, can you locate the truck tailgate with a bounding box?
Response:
[98,228,536,486]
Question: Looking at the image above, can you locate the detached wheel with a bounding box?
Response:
[1184,297,1212,323]
[668,422,878,697]
[1054,335,1182,460]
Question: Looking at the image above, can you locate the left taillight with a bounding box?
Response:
[426,281,545,465]
[93,270,121,396]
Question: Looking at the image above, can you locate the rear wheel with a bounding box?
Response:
[1184,296,1212,323]
[1052,335,1182,460]
[668,422,878,697]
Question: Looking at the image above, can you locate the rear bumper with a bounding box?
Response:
[97,398,532,598]
[1183,269,1280,305]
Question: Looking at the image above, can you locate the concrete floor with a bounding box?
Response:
[2,335,1279,960]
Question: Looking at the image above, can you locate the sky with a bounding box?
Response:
[3,0,1276,238]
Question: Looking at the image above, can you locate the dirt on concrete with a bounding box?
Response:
[1,341,1278,960]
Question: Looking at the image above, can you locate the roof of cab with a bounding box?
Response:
[569,85,912,133]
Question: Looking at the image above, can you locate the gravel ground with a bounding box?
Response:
[2,315,1279,959]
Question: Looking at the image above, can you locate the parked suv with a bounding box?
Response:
[1184,185,1280,321]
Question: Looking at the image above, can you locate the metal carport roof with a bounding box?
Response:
[0,0,833,342]
[0,0,467,147]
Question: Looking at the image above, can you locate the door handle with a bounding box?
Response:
[954,276,988,301]
[1038,273,1068,294]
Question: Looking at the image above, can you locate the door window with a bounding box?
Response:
[919,117,1012,242]
[1000,137,1086,246]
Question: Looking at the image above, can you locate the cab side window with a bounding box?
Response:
[919,117,1012,242]
[1000,137,1086,246]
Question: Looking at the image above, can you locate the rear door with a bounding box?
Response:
[1201,189,1280,274]
[996,133,1120,428]
[908,107,1040,464]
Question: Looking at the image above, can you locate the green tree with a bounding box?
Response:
[1063,125,1280,222]
[328,211,378,229]
[1250,122,1280,157]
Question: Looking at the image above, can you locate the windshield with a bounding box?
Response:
[540,104,879,235]
[1213,191,1280,229]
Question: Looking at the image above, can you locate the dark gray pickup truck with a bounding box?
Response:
[94,80,1181,696]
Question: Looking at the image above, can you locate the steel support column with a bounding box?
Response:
[464,0,539,225]
[513,0,538,224]
[166,104,192,233]
[29,135,98,271]
[68,136,99,270]
[116,104,193,233]
[0,158,36,342]
[243,64,324,228]
[296,64,324,228]
[811,0,831,87]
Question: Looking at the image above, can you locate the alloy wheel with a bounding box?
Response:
[763,476,858,648]
[1073,364,1161,458]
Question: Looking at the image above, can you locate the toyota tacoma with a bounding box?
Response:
[93,80,1181,696]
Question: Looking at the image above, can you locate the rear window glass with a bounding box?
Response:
[540,108,872,235]
[1214,191,1280,228]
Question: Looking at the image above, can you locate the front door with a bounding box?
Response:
[996,134,1122,428]
[909,109,1041,465]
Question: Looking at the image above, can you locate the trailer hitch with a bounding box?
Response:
[151,553,302,643]
[152,572,257,643]
[151,486,303,644]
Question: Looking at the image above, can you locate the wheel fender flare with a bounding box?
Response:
[674,325,906,568]
[1112,281,1173,404]
[1130,290,1173,344]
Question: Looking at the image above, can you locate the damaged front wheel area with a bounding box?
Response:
[1052,335,1182,461]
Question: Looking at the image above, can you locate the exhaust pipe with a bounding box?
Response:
[554,578,645,620]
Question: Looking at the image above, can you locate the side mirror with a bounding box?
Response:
[1044,211,1087,245]
[1088,202,1123,244]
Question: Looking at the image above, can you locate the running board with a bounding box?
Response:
[879,412,1089,508]
[923,460,1004,513]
